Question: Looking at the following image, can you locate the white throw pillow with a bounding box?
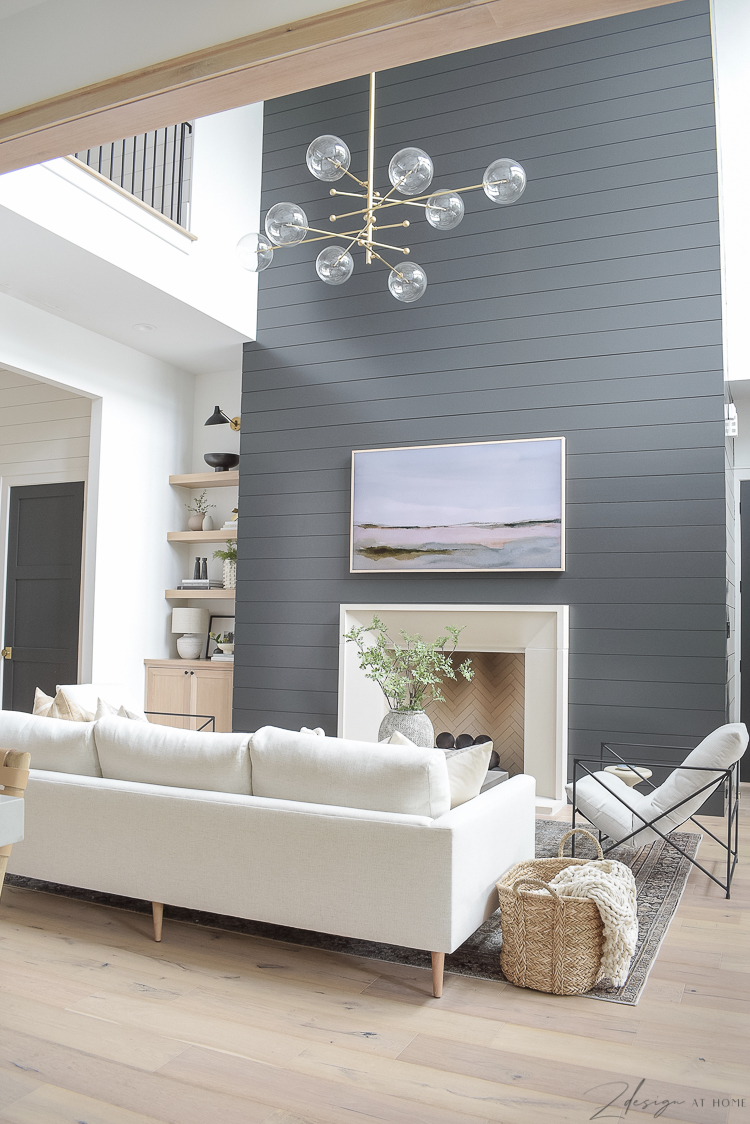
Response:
[385,731,491,808]
[251,725,451,818]
[57,684,147,720]
[300,726,325,736]
[33,687,94,723]
[0,709,101,776]
[95,698,147,722]
[94,716,252,794]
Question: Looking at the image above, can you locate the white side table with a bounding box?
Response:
[0,794,24,847]
[604,765,653,788]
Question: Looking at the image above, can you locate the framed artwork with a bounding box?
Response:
[205,615,235,659]
[350,436,565,573]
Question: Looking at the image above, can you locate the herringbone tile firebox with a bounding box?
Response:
[426,651,525,775]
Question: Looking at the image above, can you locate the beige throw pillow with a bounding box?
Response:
[33,687,95,723]
[386,731,492,808]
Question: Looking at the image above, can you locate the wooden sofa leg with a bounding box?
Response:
[0,846,11,903]
[431,952,445,998]
[152,902,163,942]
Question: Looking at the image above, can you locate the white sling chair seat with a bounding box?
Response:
[566,723,748,848]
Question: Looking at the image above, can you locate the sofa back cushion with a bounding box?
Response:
[94,717,252,794]
[250,726,451,818]
[0,710,101,776]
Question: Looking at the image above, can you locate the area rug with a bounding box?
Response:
[6,821,700,1006]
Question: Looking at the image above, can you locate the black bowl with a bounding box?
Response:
[204,452,240,472]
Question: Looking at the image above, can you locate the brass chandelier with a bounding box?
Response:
[238,73,527,303]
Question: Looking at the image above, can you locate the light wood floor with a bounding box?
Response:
[0,796,747,1124]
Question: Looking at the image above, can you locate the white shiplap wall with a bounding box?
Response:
[0,367,90,485]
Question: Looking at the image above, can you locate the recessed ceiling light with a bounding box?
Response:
[133,322,157,332]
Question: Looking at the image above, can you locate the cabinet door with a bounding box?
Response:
[191,667,233,732]
[146,666,192,728]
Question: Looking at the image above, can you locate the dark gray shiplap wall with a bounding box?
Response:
[236,0,727,766]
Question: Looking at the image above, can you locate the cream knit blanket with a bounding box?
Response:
[548,859,638,986]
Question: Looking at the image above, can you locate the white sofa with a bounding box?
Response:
[0,710,536,995]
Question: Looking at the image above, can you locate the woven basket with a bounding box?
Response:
[496,828,606,995]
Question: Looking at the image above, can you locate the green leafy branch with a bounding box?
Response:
[344,615,473,712]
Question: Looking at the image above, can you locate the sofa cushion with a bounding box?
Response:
[0,710,101,776]
[94,717,252,794]
[33,687,94,723]
[385,731,491,808]
[250,726,451,818]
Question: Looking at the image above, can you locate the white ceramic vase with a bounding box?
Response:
[202,514,214,531]
[378,709,434,748]
[223,560,237,589]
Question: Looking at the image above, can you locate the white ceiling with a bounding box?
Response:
[0,0,367,115]
[0,205,247,374]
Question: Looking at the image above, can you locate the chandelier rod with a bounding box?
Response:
[366,71,376,265]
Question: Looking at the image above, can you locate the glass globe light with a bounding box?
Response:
[264,201,309,245]
[482,158,527,205]
[315,245,354,285]
[388,147,433,196]
[306,135,351,182]
[236,232,274,272]
[388,261,427,303]
[425,191,465,230]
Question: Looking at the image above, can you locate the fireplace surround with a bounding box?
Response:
[338,604,568,808]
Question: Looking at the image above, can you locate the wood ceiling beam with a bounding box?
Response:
[0,0,683,174]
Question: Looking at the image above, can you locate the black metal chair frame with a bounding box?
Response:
[571,741,741,899]
[144,710,215,732]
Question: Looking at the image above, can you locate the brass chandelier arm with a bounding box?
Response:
[330,189,367,199]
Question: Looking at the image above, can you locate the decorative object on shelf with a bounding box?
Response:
[206,615,235,659]
[202,513,214,531]
[210,630,235,659]
[185,490,215,531]
[193,557,201,580]
[204,452,240,472]
[213,540,237,589]
[205,405,241,432]
[200,558,208,580]
[603,764,653,788]
[351,436,565,573]
[172,607,209,660]
[237,72,526,303]
[231,508,238,521]
[344,615,473,748]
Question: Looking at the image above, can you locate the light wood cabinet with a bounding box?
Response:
[144,659,233,732]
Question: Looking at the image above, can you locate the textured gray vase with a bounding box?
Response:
[378,709,434,748]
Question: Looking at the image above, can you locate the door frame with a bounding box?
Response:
[732,467,750,724]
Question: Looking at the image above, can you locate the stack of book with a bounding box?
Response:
[179,578,224,590]
[211,652,234,662]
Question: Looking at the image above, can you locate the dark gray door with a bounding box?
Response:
[740,481,750,782]
[2,482,85,712]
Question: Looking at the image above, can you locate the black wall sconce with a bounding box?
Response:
[205,405,241,432]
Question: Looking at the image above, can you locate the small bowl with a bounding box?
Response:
[204,452,240,472]
[218,643,234,655]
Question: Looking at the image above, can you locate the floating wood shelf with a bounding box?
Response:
[168,529,237,543]
[165,589,236,600]
[170,471,239,489]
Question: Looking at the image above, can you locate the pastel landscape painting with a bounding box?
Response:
[351,437,565,572]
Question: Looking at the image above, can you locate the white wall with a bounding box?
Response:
[0,291,193,703]
[712,0,750,381]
